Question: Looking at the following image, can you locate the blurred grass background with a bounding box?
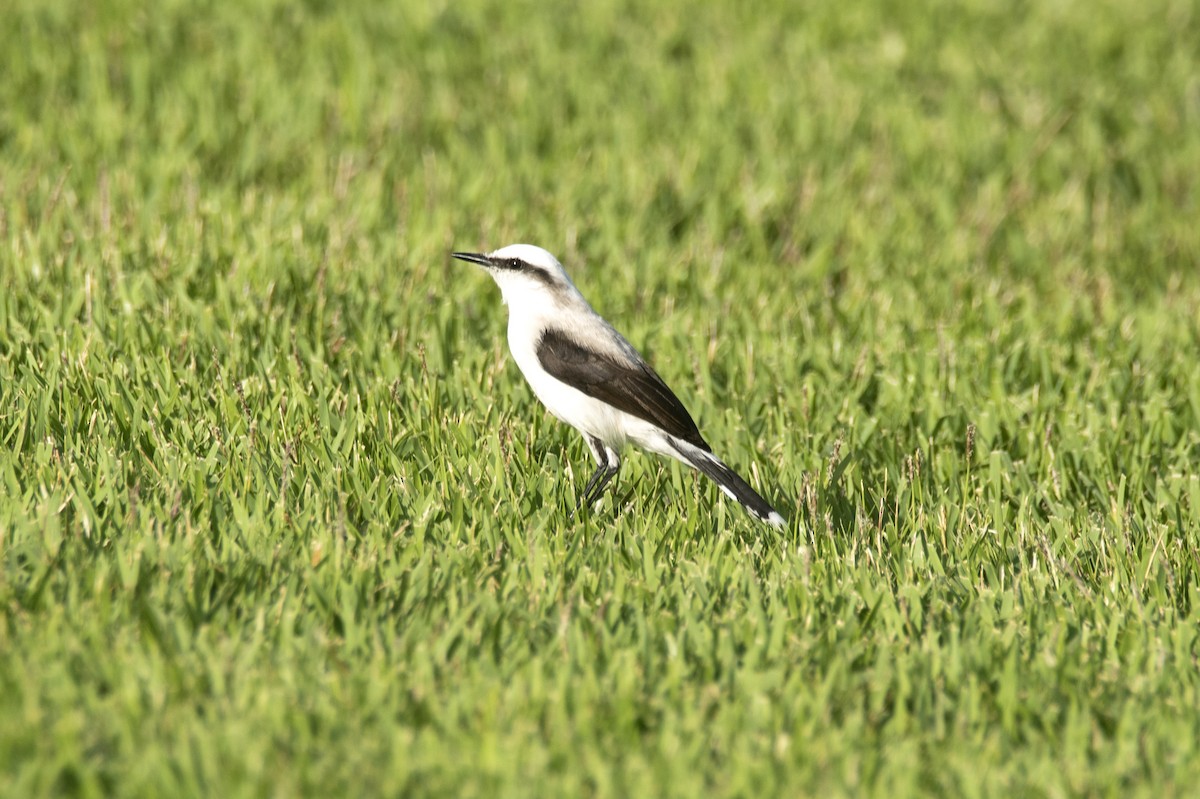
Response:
[2,0,1199,795]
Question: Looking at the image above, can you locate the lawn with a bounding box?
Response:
[2,0,1199,795]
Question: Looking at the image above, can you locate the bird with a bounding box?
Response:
[452,244,786,528]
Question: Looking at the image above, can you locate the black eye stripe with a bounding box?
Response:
[505,259,557,288]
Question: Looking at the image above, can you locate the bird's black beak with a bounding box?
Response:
[452,252,493,268]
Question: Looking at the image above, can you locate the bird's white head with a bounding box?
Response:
[452,244,581,308]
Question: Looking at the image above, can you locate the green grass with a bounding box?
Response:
[3,0,1200,795]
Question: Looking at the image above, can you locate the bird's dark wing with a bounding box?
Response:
[536,328,711,452]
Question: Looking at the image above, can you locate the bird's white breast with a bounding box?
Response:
[505,312,628,448]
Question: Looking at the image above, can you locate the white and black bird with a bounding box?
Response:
[453,244,786,528]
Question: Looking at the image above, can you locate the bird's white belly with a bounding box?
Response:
[507,320,629,448]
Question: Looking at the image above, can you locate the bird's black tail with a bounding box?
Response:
[670,440,786,528]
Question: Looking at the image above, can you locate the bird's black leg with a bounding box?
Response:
[587,459,620,505]
[574,437,619,516]
[578,463,609,510]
